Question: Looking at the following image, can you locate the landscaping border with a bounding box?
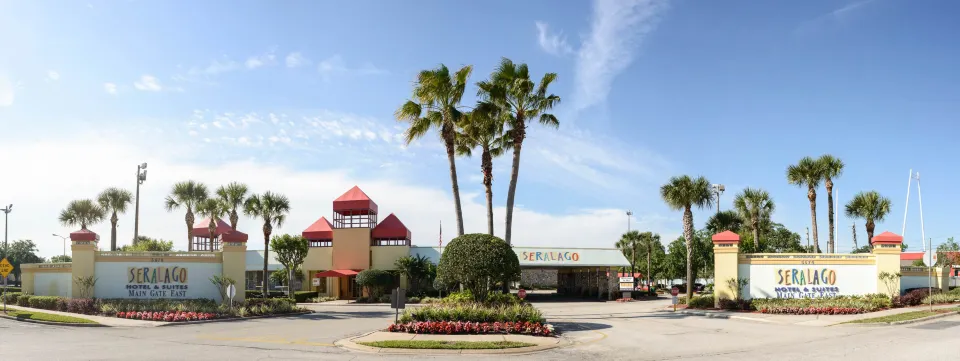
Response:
[335,331,565,355]
[846,309,960,326]
[153,310,314,327]
[0,313,105,327]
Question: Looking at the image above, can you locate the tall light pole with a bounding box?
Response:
[626,210,636,290]
[53,233,68,258]
[133,163,148,242]
[2,204,11,289]
[711,184,725,214]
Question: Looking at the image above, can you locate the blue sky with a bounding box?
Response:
[1,0,958,257]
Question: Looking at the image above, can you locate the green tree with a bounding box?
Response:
[477,58,560,246]
[196,198,228,250]
[97,187,133,251]
[819,155,844,253]
[665,237,687,282]
[244,191,291,295]
[705,210,744,234]
[164,180,209,252]
[851,245,872,254]
[436,233,521,302]
[456,107,507,235]
[639,232,661,287]
[616,230,642,277]
[763,224,805,253]
[787,156,825,253]
[733,187,775,249]
[660,175,714,299]
[648,239,668,284]
[58,199,106,231]
[356,269,394,300]
[270,234,309,292]
[0,240,44,280]
[395,254,436,295]
[935,237,960,267]
[50,255,72,263]
[216,182,249,230]
[844,191,892,244]
[395,64,473,237]
[912,259,927,267]
[118,235,175,252]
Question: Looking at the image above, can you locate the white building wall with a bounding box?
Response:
[740,264,877,299]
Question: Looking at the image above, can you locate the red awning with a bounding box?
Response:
[314,269,360,278]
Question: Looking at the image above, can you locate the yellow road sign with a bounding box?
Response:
[0,257,12,277]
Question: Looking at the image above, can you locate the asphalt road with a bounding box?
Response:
[2,299,959,360]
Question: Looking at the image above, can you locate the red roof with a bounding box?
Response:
[372,213,411,240]
[871,231,903,244]
[303,216,334,240]
[901,252,923,261]
[314,269,360,278]
[712,230,740,244]
[70,229,99,242]
[333,186,378,215]
[616,272,643,278]
[191,217,248,242]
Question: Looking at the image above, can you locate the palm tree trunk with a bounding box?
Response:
[826,179,835,253]
[230,209,239,230]
[110,212,119,251]
[504,130,525,245]
[442,125,465,236]
[752,218,760,251]
[646,248,652,288]
[208,219,217,251]
[866,221,875,246]
[683,205,694,300]
[186,209,195,252]
[262,222,272,297]
[807,187,819,253]
[482,145,494,235]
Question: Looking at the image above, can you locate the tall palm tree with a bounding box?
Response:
[733,188,775,250]
[196,198,228,250]
[705,210,744,234]
[787,157,825,253]
[660,175,714,299]
[844,191,891,245]
[639,232,661,288]
[455,106,507,235]
[477,57,560,246]
[164,181,209,252]
[818,155,844,253]
[244,191,291,295]
[395,64,473,237]
[616,230,641,279]
[216,182,249,230]
[97,187,133,251]
[58,199,106,230]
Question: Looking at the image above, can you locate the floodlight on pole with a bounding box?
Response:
[133,163,148,243]
[53,233,68,257]
[711,184,725,214]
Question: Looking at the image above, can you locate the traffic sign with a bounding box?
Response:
[0,258,12,277]
[670,287,679,297]
[518,289,527,299]
[227,284,236,299]
[619,277,635,291]
[924,251,937,267]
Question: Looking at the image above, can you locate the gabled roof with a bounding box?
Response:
[872,231,903,244]
[372,213,411,240]
[303,216,334,240]
[70,228,99,242]
[333,186,378,215]
[712,230,740,243]
[192,217,248,242]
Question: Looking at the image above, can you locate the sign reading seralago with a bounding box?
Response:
[742,263,877,299]
[774,268,839,298]
[126,266,189,298]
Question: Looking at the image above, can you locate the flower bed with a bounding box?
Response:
[398,303,545,324]
[6,295,304,322]
[752,295,891,315]
[387,321,553,336]
[116,311,217,322]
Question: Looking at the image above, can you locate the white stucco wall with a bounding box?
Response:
[740,264,877,299]
[94,262,222,300]
[34,272,72,297]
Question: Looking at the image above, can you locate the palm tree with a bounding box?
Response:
[787,157,825,253]
[733,188,775,249]
[616,231,641,280]
[844,191,892,245]
[705,210,744,234]
[216,182,249,230]
[196,198,228,250]
[96,187,133,251]
[164,181,209,252]
[58,199,106,230]
[395,64,473,237]
[818,155,844,253]
[244,191,291,295]
[477,57,560,246]
[660,175,714,299]
[639,232,661,288]
[456,106,507,235]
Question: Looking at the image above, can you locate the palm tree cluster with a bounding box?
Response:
[396,57,560,243]
[58,187,134,251]
[163,181,289,294]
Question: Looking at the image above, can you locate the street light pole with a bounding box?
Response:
[2,204,11,294]
[53,234,68,258]
[711,184,725,214]
[133,163,148,242]
[626,210,635,291]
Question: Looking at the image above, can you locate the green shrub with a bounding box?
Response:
[399,303,544,324]
[1,292,20,304]
[407,297,421,304]
[440,290,522,306]
[676,296,687,305]
[441,290,475,304]
[28,296,62,310]
[420,297,440,304]
[356,269,395,300]
[688,296,714,309]
[16,294,33,307]
[437,233,521,303]
[752,295,891,313]
[98,299,221,314]
[311,296,336,303]
[1,287,21,293]
[923,293,960,305]
[293,291,318,303]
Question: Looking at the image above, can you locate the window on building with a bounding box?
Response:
[373,238,409,246]
[310,240,332,247]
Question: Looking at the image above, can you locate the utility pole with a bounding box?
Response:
[851,223,858,251]
[711,184,725,214]
[806,227,810,251]
[133,163,148,243]
[626,210,636,291]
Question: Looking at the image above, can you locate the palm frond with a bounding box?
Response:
[97,187,133,213]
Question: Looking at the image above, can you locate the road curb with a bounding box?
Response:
[155,310,314,327]
[334,331,564,355]
[0,313,105,327]
[887,311,959,326]
[676,309,774,323]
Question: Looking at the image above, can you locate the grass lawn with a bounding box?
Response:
[2,310,98,324]
[358,340,535,350]
[846,308,959,324]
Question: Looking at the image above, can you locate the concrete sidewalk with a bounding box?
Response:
[677,304,960,326]
[4,305,163,327]
[337,331,563,355]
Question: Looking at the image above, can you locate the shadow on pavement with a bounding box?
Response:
[551,321,612,332]
[297,311,393,320]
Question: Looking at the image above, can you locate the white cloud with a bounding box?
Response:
[0,132,670,258]
[103,82,117,95]
[795,0,879,34]
[285,52,308,68]
[0,75,13,106]
[535,21,573,56]
[47,70,60,81]
[191,59,242,76]
[317,55,387,80]
[133,75,162,91]
[245,51,275,70]
[574,0,668,112]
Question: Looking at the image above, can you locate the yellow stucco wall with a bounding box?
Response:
[873,244,902,295]
[70,241,97,298]
[21,269,35,294]
[371,246,409,270]
[221,242,248,301]
[713,243,740,303]
[332,228,371,270]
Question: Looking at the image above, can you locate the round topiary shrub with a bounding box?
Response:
[356,269,394,300]
[437,233,521,302]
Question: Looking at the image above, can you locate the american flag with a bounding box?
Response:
[439,220,442,247]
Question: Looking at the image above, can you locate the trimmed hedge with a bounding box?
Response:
[399,303,545,324]
[437,234,520,302]
[1,292,20,304]
[687,296,714,309]
[28,296,60,310]
[753,295,890,314]
[293,291,318,303]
